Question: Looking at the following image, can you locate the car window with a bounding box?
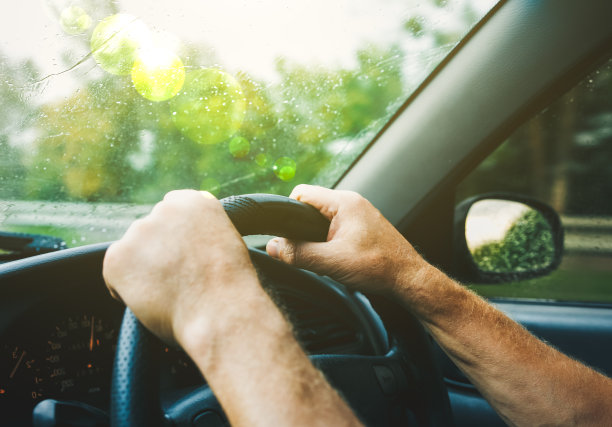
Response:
[457,57,612,303]
[0,0,497,246]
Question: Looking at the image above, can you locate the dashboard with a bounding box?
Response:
[0,244,389,426]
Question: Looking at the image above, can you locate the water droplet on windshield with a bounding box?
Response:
[229,136,250,158]
[273,157,296,182]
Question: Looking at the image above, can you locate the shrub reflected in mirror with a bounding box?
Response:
[466,200,555,274]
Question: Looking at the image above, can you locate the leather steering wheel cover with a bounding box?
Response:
[111,310,163,427]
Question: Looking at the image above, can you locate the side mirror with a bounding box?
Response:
[453,194,564,284]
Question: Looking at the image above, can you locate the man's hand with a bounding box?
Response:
[266,184,429,294]
[103,189,364,427]
[103,189,259,348]
[268,185,612,426]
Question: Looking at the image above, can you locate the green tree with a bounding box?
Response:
[472,210,555,273]
[0,55,39,199]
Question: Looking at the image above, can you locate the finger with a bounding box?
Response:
[266,237,334,273]
[163,189,191,202]
[289,185,341,220]
[163,189,221,211]
[107,286,126,305]
[200,191,216,200]
[102,243,126,305]
[266,237,282,258]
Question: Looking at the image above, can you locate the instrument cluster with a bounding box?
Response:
[0,301,202,422]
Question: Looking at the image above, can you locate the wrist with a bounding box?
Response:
[174,277,289,371]
[392,258,445,309]
[387,252,429,294]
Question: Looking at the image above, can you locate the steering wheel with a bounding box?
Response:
[110,194,453,426]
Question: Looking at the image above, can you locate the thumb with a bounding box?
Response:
[266,237,333,273]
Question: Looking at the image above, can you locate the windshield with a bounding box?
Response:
[0,0,496,246]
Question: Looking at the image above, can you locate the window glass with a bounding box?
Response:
[457,57,612,303]
[0,0,496,246]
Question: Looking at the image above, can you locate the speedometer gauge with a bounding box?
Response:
[1,313,118,415]
[41,314,117,406]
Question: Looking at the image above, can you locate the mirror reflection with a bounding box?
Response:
[465,199,555,274]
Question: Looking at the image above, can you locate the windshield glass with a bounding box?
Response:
[0,0,496,246]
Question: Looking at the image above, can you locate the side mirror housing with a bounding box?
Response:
[453,194,564,284]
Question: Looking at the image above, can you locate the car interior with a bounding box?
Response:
[1,0,611,426]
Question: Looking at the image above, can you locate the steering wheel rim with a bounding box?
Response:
[110,194,452,426]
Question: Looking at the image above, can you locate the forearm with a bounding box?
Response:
[178,277,363,427]
[394,262,612,426]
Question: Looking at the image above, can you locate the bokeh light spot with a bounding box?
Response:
[60,6,92,35]
[229,136,250,158]
[132,48,185,102]
[170,68,246,145]
[91,14,150,75]
[255,153,268,168]
[200,177,221,197]
[273,157,297,182]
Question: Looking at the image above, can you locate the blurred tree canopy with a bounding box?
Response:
[0,0,488,206]
[457,58,612,216]
[472,210,555,273]
[1,44,405,203]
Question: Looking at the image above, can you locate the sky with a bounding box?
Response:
[465,200,530,249]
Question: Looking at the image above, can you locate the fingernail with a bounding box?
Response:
[267,238,280,258]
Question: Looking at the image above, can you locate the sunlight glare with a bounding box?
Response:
[91,14,151,76]
[131,48,185,102]
[59,6,91,35]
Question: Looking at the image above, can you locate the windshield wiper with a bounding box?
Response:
[0,231,67,262]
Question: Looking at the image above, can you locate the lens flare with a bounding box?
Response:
[273,157,297,182]
[91,14,150,76]
[132,48,185,102]
[170,68,246,145]
[59,6,92,35]
[229,136,250,158]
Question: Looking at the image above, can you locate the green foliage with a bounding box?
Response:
[0,56,38,199]
[457,59,612,216]
[0,0,492,213]
[472,210,555,273]
[2,44,405,203]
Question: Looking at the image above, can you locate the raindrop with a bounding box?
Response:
[273,157,297,182]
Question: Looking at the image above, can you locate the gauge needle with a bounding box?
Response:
[89,315,95,352]
[9,350,26,379]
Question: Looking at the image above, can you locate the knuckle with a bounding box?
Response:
[280,242,298,265]
[150,200,168,216]
[130,217,151,234]
[342,190,364,206]
[107,287,123,303]
[104,241,119,264]
[163,189,201,206]
[203,194,222,208]
[163,189,182,201]
[290,184,308,199]
[293,183,309,193]
[102,243,120,281]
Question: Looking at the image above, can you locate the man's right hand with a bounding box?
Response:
[266,184,430,295]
